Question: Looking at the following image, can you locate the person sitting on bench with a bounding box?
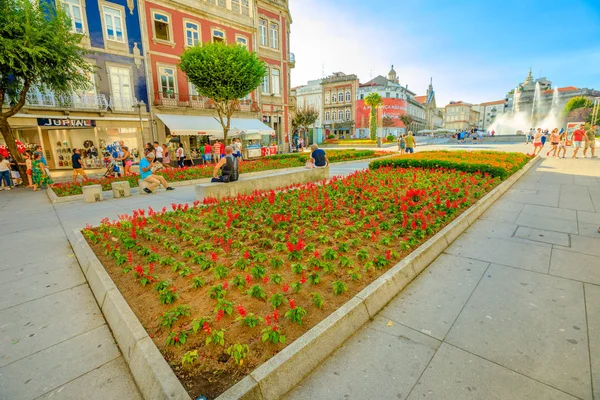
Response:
[211,146,239,183]
[140,152,175,194]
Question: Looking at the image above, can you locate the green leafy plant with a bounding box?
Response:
[332,280,347,296]
[285,306,307,326]
[206,329,225,346]
[261,326,285,344]
[311,292,324,309]
[269,293,285,308]
[247,284,266,300]
[191,276,206,289]
[226,343,250,366]
[181,350,199,366]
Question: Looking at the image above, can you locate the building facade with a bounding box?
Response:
[414,78,443,130]
[2,0,150,170]
[444,101,479,131]
[472,100,508,131]
[321,72,359,138]
[295,79,324,143]
[142,0,293,150]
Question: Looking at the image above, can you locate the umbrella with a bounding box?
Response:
[434,128,454,133]
[417,129,432,134]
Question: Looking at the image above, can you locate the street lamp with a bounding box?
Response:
[132,100,147,146]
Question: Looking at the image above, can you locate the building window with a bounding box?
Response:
[338,92,343,102]
[63,0,84,33]
[346,110,351,120]
[261,73,269,93]
[236,36,248,49]
[259,19,267,46]
[271,68,280,95]
[386,92,390,98]
[396,93,399,98]
[331,94,336,103]
[108,66,132,103]
[241,0,249,16]
[153,12,170,42]
[212,29,225,43]
[215,0,225,6]
[231,0,240,13]
[103,6,124,42]
[325,111,330,120]
[189,82,200,99]
[338,111,343,120]
[185,22,199,47]
[360,94,364,100]
[159,66,176,98]
[345,91,351,102]
[269,22,278,49]
[325,95,329,104]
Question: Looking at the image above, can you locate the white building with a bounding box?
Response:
[471,100,508,131]
[295,78,324,142]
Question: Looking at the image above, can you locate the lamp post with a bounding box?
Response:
[132,100,147,147]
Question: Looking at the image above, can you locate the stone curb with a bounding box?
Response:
[47,155,391,204]
[67,156,538,400]
[217,155,540,400]
[68,229,192,400]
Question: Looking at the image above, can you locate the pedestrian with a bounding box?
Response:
[144,142,154,156]
[153,141,164,163]
[308,144,329,168]
[72,148,88,182]
[211,146,239,183]
[405,131,416,153]
[213,140,222,163]
[176,143,185,168]
[34,145,52,179]
[8,154,21,186]
[571,124,588,159]
[540,128,548,148]
[32,152,52,191]
[532,129,543,156]
[398,134,406,155]
[139,152,175,194]
[491,130,495,137]
[0,154,12,190]
[121,146,133,176]
[24,150,33,188]
[583,124,597,158]
[162,144,171,166]
[546,128,560,157]
[204,141,213,165]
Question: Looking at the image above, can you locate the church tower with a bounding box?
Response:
[387,65,399,84]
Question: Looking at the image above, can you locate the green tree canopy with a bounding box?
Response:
[399,114,414,132]
[292,105,319,132]
[364,92,382,140]
[180,43,267,142]
[562,96,593,117]
[0,0,92,175]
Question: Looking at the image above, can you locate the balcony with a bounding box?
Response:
[289,52,296,68]
[109,95,139,112]
[154,92,259,112]
[14,89,109,111]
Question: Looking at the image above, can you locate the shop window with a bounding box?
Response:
[236,36,248,49]
[63,0,84,33]
[261,73,269,93]
[159,67,176,98]
[108,66,132,110]
[346,91,351,102]
[259,19,267,46]
[153,12,170,42]
[271,68,280,95]
[269,22,278,49]
[103,6,124,42]
[338,92,343,102]
[185,21,199,47]
[212,29,225,43]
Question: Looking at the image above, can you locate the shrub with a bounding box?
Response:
[386,135,395,141]
[328,134,335,139]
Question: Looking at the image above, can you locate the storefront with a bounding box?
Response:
[3,115,148,170]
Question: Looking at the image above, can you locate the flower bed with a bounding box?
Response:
[51,149,387,197]
[370,150,532,179]
[84,164,506,399]
[324,138,393,145]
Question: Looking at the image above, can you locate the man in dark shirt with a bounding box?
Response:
[72,148,88,182]
[309,144,329,168]
[211,146,239,183]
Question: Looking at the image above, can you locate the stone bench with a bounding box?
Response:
[195,166,330,201]
[82,184,103,203]
[111,181,131,198]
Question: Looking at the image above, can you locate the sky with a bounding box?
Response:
[288,0,600,106]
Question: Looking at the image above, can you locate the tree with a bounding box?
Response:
[565,108,592,123]
[0,0,92,177]
[562,96,593,117]
[292,105,319,133]
[399,114,414,133]
[180,43,267,143]
[364,93,383,141]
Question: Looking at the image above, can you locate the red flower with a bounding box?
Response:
[243,250,250,259]
[272,309,280,322]
[385,250,392,260]
[202,322,211,334]
[263,276,269,284]
[236,304,247,317]
[288,299,296,309]
[210,252,218,262]
[300,276,307,284]
[272,325,279,332]
[222,281,229,290]
[127,252,133,263]
[314,250,320,258]
[282,283,290,292]
[216,309,224,321]
[133,265,143,275]
[265,315,272,326]
[245,274,252,284]
[286,242,295,252]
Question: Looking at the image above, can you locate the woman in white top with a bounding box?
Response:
[0,154,12,190]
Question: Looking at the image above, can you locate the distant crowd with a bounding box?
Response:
[527,124,597,158]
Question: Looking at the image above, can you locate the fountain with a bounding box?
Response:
[538,86,560,130]
[530,82,541,125]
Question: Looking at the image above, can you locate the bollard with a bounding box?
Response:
[111,181,131,198]
[82,184,103,203]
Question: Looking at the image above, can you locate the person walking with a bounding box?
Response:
[121,146,133,176]
[139,153,175,194]
[153,141,164,163]
[532,129,543,156]
[405,131,416,153]
[546,128,561,157]
[23,151,33,188]
[398,134,406,155]
[211,146,239,183]
[204,141,213,165]
[32,152,52,191]
[0,154,12,190]
[162,144,171,167]
[540,129,548,148]
[557,129,568,159]
[583,124,597,158]
[176,143,185,168]
[72,148,88,182]
[213,140,222,163]
[571,124,588,159]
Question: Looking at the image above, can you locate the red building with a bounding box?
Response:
[140,0,293,153]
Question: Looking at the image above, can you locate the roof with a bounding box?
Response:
[446,101,471,107]
[480,100,506,106]
[414,96,427,104]
[541,86,578,95]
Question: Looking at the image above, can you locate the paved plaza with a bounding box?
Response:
[0,143,599,400]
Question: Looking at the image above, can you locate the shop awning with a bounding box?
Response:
[156,114,275,137]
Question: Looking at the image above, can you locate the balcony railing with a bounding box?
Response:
[15,89,109,111]
[109,95,139,112]
[155,92,258,112]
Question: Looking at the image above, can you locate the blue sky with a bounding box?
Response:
[289,0,600,106]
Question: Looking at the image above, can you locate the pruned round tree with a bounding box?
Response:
[0,0,92,177]
[179,43,267,143]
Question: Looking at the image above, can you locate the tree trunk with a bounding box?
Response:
[0,117,27,181]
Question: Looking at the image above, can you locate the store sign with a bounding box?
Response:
[37,118,96,127]
[356,98,407,128]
